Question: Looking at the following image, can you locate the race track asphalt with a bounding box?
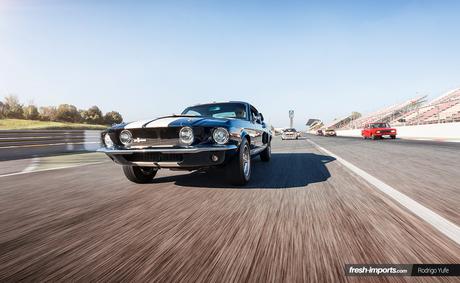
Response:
[0,136,459,282]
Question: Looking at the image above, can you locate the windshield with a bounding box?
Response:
[285,128,297,132]
[370,123,390,128]
[182,103,247,119]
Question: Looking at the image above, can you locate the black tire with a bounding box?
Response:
[122,165,157,183]
[391,135,396,139]
[260,141,271,162]
[227,138,251,185]
[372,134,378,140]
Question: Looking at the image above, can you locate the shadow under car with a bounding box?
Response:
[151,152,336,189]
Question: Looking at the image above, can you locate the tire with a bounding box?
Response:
[260,141,271,162]
[391,135,396,139]
[122,165,157,183]
[227,138,251,185]
[372,134,378,140]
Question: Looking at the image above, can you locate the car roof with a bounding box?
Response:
[192,101,250,106]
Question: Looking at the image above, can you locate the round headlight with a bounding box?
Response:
[213,127,229,145]
[104,133,114,148]
[119,130,133,145]
[179,127,194,145]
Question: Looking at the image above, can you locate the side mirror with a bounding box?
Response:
[259,113,264,122]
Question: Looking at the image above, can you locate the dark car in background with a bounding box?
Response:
[98,102,272,185]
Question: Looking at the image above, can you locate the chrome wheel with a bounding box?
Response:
[242,144,250,178]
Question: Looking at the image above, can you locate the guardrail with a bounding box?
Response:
[0,130,102,161]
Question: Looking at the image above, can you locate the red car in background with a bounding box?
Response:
[361,122,397,140]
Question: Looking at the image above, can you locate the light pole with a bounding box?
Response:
[289,110,294,128]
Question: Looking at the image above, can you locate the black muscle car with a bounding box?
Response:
[98,102,272,185]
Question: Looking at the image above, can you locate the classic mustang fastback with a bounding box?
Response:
[98,102,272,185]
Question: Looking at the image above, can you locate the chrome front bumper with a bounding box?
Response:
[98,144,238,168]
[97,144,238,154]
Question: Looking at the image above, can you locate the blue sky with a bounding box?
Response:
[1,0,460,128]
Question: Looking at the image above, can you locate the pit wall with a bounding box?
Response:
[335,122,460,142]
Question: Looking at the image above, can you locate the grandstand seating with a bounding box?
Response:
[398,88,460,125]
[332,88,460,129]
[347,96,426,129]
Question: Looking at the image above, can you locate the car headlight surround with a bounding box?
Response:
[104,133,114,148]
[213,127,229,145]
[179,126,194,145]
[391,129,396,132]
[376,130,381,134]
[119,130,133,146]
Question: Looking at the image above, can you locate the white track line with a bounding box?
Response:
[307,139,460,246]
[0,161,105,178]
[22,156,40,173]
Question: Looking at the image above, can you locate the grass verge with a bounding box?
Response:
[0,119,108,130]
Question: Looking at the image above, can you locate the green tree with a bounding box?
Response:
[0,101,5,118]
[39,106,57,121]
[104,111,123,125]
[55,104,81,122]
[3,95,24,119]
[83,106,103,124]
[23,105,40,120]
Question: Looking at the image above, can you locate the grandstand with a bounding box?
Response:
[333,88,460,130]
[347,96,426,129]
[323,112,361,130]
[393,88,460,125]
[308,120,323,132]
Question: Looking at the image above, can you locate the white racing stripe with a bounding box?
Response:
[307,139,460,245]
[124,119,153,129]
[124,117,183,129]
[145,117,182,128]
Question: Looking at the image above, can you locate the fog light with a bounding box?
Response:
[211,154,219,162]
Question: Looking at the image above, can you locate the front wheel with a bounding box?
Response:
[122,166,157,183]
[391,135,396,139]
[260,142,271,162]
[227,138,251,185]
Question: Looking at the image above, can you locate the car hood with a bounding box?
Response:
[122,115,232,129]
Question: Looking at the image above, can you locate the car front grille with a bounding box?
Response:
[127,128,180,148]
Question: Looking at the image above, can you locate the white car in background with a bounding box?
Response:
[281,128,301,140]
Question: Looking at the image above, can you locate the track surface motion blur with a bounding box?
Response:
[1,135,459,282]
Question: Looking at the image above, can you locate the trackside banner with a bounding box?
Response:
[345,264,460,277]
